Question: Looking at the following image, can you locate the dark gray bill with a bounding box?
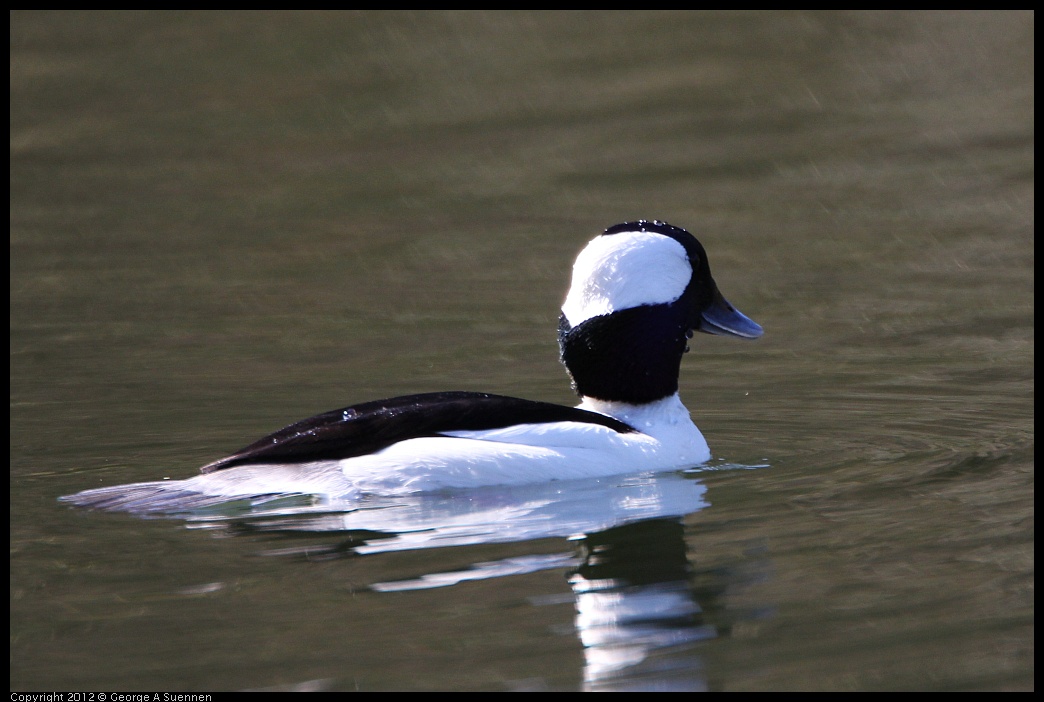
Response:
[699,291,764,339]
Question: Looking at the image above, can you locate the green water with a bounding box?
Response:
[11,11,1032,691]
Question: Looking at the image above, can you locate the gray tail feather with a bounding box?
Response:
[59,481,285,515]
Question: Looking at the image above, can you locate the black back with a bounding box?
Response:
[201,391,636,473]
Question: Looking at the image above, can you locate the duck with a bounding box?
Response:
[61,220,762,513]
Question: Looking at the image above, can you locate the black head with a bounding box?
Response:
[558,220,762,404]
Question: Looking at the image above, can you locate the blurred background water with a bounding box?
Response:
[10,11,1032,691]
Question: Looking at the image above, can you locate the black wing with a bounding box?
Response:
[200,391,636,473]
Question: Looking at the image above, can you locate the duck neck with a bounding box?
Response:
[558,304,690,405]
[577,393,691,427]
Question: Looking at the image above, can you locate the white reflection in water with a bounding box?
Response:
[188,469,709,552]
[569,519,716,691]
[184,468,732,691]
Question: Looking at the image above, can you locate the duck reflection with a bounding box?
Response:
[183,469,747,690]
[570,519,714,691]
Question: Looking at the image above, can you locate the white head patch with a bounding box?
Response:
[561,230,692,327]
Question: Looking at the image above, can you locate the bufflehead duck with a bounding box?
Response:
[62,220,762,513]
